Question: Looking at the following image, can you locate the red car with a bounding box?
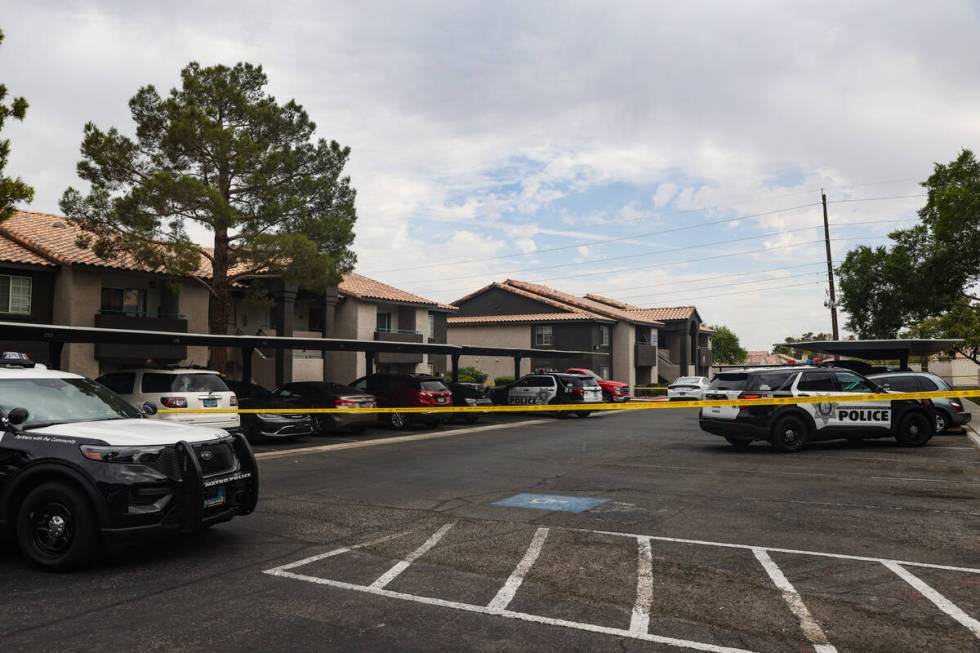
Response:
[349,373,453,430]
[565,368,630,402]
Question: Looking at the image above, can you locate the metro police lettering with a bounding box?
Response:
[837,409,890,422]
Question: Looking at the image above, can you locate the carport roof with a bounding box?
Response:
[782,339,963,360]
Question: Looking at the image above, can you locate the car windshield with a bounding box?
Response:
[0,378,141,428]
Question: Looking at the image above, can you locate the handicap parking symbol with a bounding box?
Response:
[492,493,608,513]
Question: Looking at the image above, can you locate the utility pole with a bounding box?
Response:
[822,190,840,341]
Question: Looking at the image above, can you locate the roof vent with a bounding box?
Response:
[51,221,66,229]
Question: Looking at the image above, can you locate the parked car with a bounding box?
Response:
[348,374,452,430]
[223,379,313,442]
[667,376,710,401]
[97,367,241,435]
[565,368,630,402]
[270,382,377,434]
[447,381,492,424]
[494,372,602,417]
[0,359,257,570]
[868,371,971,434]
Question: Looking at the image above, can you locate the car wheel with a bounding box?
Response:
[312,415,330,436]
[575,411,592,418]
[896,411,933,447]
[934,410,950,434]
[770,415,808,453]
[16,481,101,571]
[724,436,752,449]
[388,412,409,430]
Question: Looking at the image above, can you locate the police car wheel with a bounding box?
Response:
[896,412,933,447]
[16,481,101,571]
[575,411,592,418]
[770,416,808,453]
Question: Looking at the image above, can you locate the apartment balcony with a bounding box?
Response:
[94,311,188,362]
[634,342,658,367]
[375,329,424,365]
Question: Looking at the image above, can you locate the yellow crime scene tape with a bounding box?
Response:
[158,389,980,415]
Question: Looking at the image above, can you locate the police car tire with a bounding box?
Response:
[770,415,809,453]
[575,411,592,418]
[895,412,933,447]
[16,481,101,571]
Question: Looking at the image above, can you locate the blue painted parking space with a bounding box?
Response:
[492,493,609,513]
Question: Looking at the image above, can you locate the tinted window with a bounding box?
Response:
[420,380,448,392]
[525,376,555,388]
[273,385,305,400]
[142,373,229,393]
[677,377,701,384]
[98,372,134,395]
[879,375,919,392]
[835,372,873,392]
[797,372,837,392]
[917,376,942,391]
[241,383,272,399]
[747,371,796,391]
[707,373,747,391]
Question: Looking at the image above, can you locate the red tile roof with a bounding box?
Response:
[0,232,56,267]
[488,280,665,326]
[339,272,455,310]
[624,306,697,322]
[448,312,612,326]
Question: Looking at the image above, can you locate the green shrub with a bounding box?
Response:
[457,366,488,384]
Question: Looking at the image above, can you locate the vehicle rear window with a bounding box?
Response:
[142,373,230,393]
[676,377,701,384]
[420,380,448,392]
[98,372,135,395]
[746,372,796,391]
[878,376,918,392]
[707,373,747,391]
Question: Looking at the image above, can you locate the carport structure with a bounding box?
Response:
[0,321,603,383]
[786,338,963,370]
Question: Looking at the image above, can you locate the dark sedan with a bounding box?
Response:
[447,382,493,424]
[272,382,378,435]
[225,379,313,443]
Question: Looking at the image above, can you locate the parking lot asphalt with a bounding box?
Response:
[2,408,978,652]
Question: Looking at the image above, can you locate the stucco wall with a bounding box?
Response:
[53,267,100,378]
[448,324,532,382]
[612,321,636,391]
[181,282,210,366]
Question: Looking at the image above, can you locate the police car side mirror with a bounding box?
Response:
[881,384,892,391]
[142,401,159,416]
[6,407,29,427]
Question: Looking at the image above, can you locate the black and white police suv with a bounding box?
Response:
[0,358,258,570]
[495,372,602,417]
[698,366,936,453]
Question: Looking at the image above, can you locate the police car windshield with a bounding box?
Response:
[0,378,141,427]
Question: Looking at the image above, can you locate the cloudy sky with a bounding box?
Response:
[4,1,979,349]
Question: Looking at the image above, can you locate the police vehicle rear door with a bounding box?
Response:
[508,375,556,405]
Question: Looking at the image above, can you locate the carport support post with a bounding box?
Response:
[365,350,375,375]
[241,347,254,383]
[451,354,460,382]
[899,351,909,371]
[514,355,522,380]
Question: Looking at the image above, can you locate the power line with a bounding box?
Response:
[641,279,828,303]
[599,270,828,303]
[364,191,927,276]
[411,217,915,289]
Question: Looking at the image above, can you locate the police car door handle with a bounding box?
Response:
[797,393,809,397]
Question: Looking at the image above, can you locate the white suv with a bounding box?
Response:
[97,368,240,434]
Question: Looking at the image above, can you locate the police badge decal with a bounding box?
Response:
[814,401,836,427]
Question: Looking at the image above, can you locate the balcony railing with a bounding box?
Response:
[375,330,424,365]
[93,313,188,361]
[635,343,658,367]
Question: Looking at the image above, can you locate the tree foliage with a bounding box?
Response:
[837,149,980,343]
[60,62,358,368]
[455,366,488,384]
[903,299,980,364]
[773,331,833,358]
[0,28,34,221]
[707,324,746,364]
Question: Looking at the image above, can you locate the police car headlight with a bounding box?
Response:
[80,445,164,464]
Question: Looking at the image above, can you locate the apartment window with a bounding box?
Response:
[534,325,553,346]
[599,366,610,379]
[101,287,147,316]
[0,275,31,314]
[428,313,435,337]
[376,312,392,333]
[599,325,610,347]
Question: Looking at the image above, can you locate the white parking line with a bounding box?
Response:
[882,561,980,641]
[629,536,654,635]
[255,420,551,460]
[753,548,837,653]
[272,529,415,572]
[369,522,455,589]
[488,527,550,611]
